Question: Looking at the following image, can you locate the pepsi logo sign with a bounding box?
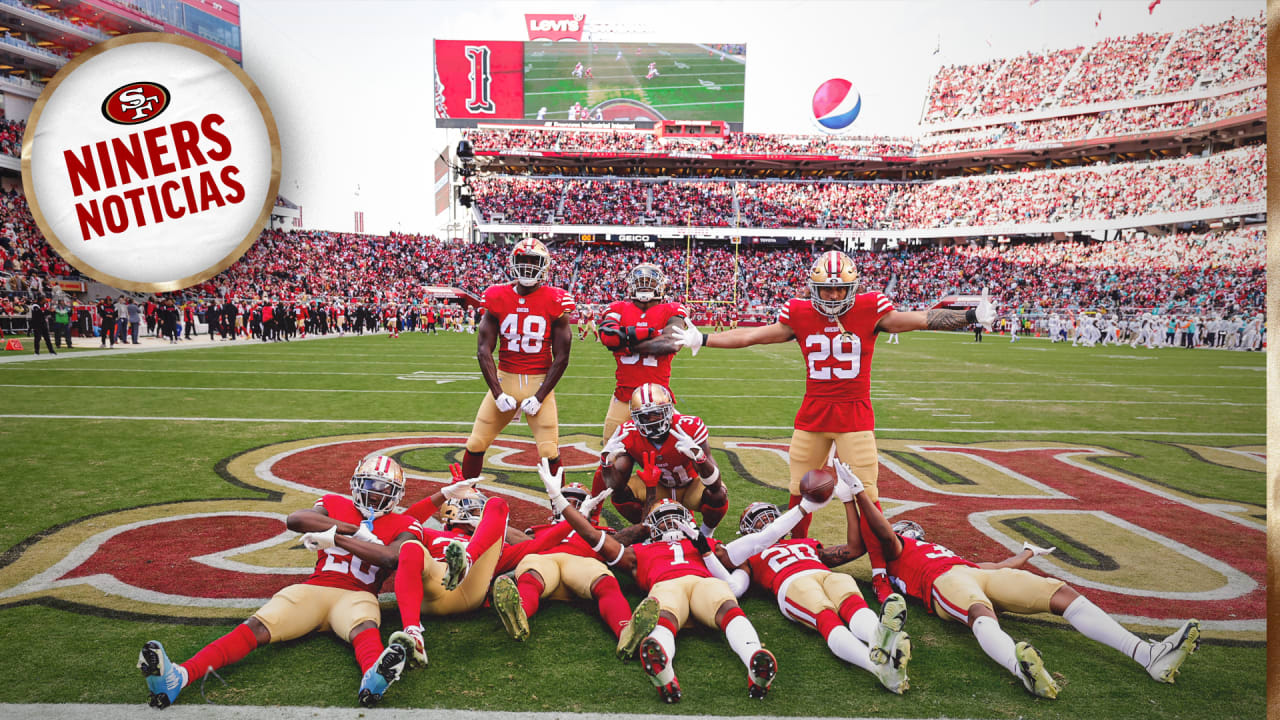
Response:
[811,78,862,134]
[101,82,170,125]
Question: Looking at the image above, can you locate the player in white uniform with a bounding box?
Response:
[572,62,584,79]
[646,62,660,79]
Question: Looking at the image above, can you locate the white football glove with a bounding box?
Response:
[600,427,627,464]
[799,493,831,514]
[441,477,482,500]
[832,478,854,504]
[1022,541,1057,557]
[578,488,613,520]
[671,319,704,357]
[520,396,543,416]
[669,424,706,463]
[975,287,996,331]
[537,458,568,514]
[832,460,865,496]
[302,525,337,551]
[495,392,518,413]
[353,524,384,545]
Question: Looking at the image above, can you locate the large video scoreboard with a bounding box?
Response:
[434,39,746,127]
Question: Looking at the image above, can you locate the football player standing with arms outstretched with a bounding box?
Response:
[673,250,995,600]
[590,263,688,496]
[461,239,576,481]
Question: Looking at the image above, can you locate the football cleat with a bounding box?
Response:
[138,640,187,709]
[358,642,407,707]
[746,647,777,699]
[389,625,428,667]
[492,576,530,642]
[873,634,911,695]
[1014,641,1059,699]
[442,540,471,591]
[640,636,681,703]
[1145,619,1200,683]
[870,593,909,666]
[616,596,660,661]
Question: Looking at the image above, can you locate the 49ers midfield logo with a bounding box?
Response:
[101,81,170,125]
[0,433,1263,641]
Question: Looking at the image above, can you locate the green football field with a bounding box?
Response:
[0,329,1264,718]
[523,42,745,122]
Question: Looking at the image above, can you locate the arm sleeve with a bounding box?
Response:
[404,496,439,524]
[724,506,805,567]
[702,551,750,598]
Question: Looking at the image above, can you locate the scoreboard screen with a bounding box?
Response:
[434,40,746,126]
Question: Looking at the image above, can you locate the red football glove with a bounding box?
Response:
[625,325,658,345]
[598,319,628,350]
[449,462,465,483]
[637,451,663,488]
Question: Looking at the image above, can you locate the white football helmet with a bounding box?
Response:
[808,250,860,319]
[350,455,406,519]
[509,238,551,287]
[441,491,487,530]
[627,263,667,303]
[644,498,693,542]
[892,519,924,541]
[738,502,781,535]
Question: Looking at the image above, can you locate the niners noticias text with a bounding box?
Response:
[62,113,246,241]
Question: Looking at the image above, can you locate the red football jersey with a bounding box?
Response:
[885,536,978,612]
[618,413,709,489]
[632,538,718,590]
[778,293,893,432]
[483,283,576,374]
[522,522,613,559]
[305,494,423,593]
[746,538,828,595]
[603,300,687,401]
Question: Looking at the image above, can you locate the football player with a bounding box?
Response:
[490,482,661,654]
[591,263,688,496]
[600,383,728,535]
[384,465,576,671]
[850,467,1201,699]
[713,465,911,694]
[673,250,996,598]
[461,239,576,482]
[540,459,829,703]
[138,456,424,709]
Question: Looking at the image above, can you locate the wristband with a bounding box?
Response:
[606,544,626,566]
[964,308,978,323]
[592,532,608,552]
[701,332,709,346]
[700,465,720,487]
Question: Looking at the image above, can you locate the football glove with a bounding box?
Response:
[578,488,613,520]
[625,325,658,346]
[1022,541,1057,557]
[495,392,518,413]
[537,458,568,514]
[599,318,628,350]
[799,493,830,514]
[441,477,483,501]
[679,520,712,555]
[636,451,663,488]
[669,424,706,463]
[671,319,703,357]
[520,396,543,416]
[975,287,996,331]
[353,524,383,545]
[832,459,865,495]
[600,427,627,464]
[302,525,337,551]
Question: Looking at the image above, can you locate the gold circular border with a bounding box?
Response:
[20,32,282,294]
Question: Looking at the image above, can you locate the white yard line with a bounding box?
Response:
[0,414,1262,436]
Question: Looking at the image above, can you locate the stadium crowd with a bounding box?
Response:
[470,145,1263,229]
[921,14,1263,123]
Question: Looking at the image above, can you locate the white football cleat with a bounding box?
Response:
[1145,619,1200,683]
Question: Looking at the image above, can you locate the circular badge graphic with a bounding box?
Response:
[22,33,280,292]
[810,77,861,135]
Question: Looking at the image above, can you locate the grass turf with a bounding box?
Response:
[0,328,1264,717]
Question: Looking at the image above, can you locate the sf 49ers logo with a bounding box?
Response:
[101,81,170,125]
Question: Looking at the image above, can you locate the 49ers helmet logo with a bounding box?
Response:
[101,81,170,125]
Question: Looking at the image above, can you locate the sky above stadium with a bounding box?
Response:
[238,0,1263,235]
